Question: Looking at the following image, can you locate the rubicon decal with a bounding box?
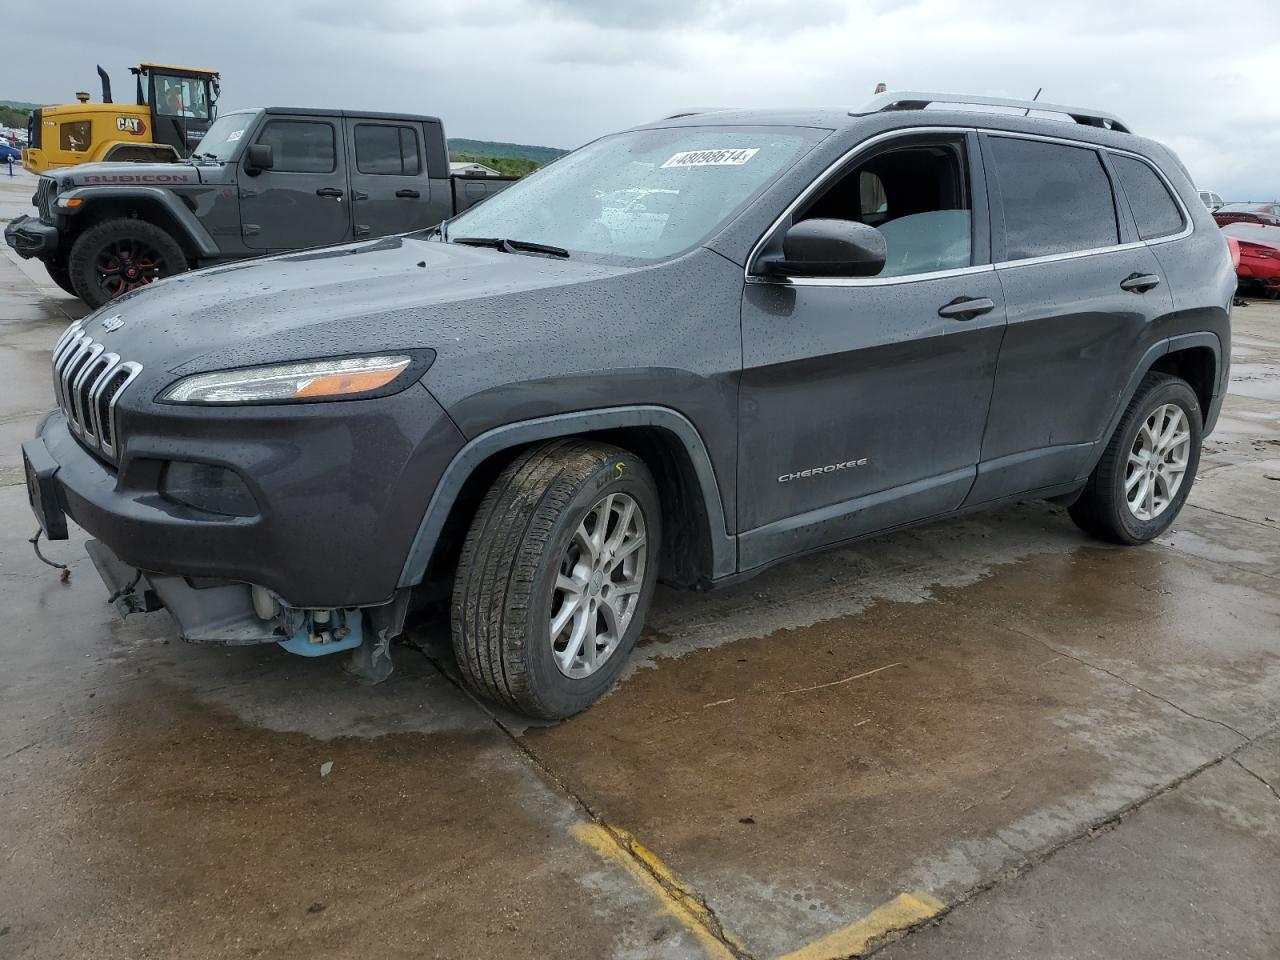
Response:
[80,173,195,185]
[116,117,147,136]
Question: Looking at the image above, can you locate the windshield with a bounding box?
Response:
[153,74,212,120]
[192,113,257,161]
[446,125,823,262]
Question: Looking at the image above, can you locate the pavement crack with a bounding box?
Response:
[866,719,1280,958]
[1005,628,1251,742]
[1184,502,1280,533]
[1232,757,1280,804]
[410,644,753,959]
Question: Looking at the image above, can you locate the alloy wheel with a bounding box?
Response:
[1125,402,1191,521]
[549,492,647,679]
[94,239,166,299]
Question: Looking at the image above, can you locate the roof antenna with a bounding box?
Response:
[1024,88,1042,116]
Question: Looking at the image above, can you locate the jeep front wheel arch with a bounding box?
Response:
[67,217,190,308]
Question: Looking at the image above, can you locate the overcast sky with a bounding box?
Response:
[6,0,1278,198]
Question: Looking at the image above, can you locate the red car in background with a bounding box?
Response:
[1222,222,1280,297]
[1213,202,1280,227]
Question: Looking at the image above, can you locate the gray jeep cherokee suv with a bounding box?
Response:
[23,92,1234,719]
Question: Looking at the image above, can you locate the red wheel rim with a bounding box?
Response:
[94,239,167,299]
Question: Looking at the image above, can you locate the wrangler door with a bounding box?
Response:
[737,130,1007,570]
[239,115,351,251]
[344,118,438,237]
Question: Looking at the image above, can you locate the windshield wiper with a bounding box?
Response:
[451,236,570,258]
[194,152,220,161]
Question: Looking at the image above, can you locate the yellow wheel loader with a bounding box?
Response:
[23,64,220,174]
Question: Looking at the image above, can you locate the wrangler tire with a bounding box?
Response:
[68,217,189,309]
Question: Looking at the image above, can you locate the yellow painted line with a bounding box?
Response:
[778,892,945,960]
[571,822,739,960]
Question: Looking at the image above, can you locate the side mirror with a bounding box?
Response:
[245,143,273,174]
[763,218,886,278]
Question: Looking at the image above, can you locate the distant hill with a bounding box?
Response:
[448,138,567,165]
[0,100,41,111]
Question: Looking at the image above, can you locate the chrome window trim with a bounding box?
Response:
[744,126,974,287]
[745,124,1194,288]
[979,129,1193,258]
[1102,149,1194,245]
[773,263,995,288]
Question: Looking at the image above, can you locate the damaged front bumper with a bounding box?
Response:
[21,396,459,677]
[4,214,58,260]
[83,537,365,656]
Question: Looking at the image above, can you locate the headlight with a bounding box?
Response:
[161,355,416,404]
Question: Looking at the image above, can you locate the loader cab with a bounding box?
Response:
[134,64,220,157]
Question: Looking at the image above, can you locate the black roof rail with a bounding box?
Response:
[853,91,1132,134]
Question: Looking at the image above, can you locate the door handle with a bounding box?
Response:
[937,296,996,320]
[351,190,369,201]
[395,188,420,199]
[1120,272,1161,293]
[315,187,344,199]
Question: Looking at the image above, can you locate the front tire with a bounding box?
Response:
[67,218,188,309]
[43,260,79,296]
[1069,372,1202,544]
[451,440,661,720]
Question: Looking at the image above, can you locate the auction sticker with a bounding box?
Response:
[662,148,759,168]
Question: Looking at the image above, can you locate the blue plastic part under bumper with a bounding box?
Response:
[277,613,364,657]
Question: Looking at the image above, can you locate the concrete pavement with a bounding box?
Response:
[0,246,1277,959]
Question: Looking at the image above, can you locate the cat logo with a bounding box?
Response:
[116,117,147,136]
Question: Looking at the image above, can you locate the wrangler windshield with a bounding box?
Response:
[192,113,256,162]
[444,126,823,263]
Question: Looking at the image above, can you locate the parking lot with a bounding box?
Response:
[1,191,1278,958]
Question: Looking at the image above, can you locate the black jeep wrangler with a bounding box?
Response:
[5,107,513,308]
[23,92,1234,718]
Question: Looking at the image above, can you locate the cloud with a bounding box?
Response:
[4,0,1278,196]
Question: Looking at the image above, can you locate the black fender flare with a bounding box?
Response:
[1093,331,1224,469]
[397,405,736,588]
[59,186,219,259]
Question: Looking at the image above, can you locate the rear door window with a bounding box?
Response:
[354,123,420,176]
[988,136,1119,260]
[1112,155,1184,240]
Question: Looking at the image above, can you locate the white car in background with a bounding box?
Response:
[1199,190,1224,211]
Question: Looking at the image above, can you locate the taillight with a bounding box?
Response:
[1236,240,1277,261]
[1226,235,1241,269]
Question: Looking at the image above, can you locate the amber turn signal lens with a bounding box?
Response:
[295,364,409,398]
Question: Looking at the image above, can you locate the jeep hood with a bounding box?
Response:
[81,233,635,392]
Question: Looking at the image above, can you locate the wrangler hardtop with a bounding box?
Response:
[23,92,1234,719]
[5,106,515,307]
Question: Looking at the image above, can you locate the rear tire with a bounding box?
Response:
[67,218,188,309]
[1069,373,1202,544]
[451,440,661,720]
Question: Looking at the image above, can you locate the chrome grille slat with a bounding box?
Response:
[49,321,142,460]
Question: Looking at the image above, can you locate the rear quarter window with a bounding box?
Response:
[988,136,1119,260]
[1112,155,1185,240]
